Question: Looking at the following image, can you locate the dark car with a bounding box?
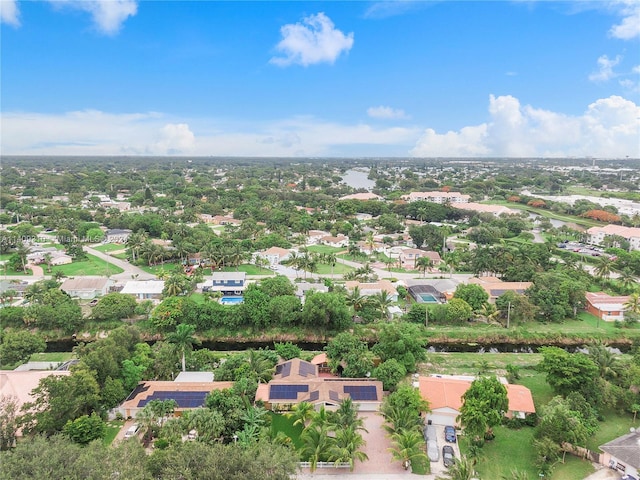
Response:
[444,425,456,443]
[442,445,455,467]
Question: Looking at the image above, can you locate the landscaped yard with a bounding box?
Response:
[51,254,124,276]
[92,243,127,253]
[139,262,182,275]
[305,245,345,255]
[314,262,354,275]
[29,352,75,363]
[269,412,303,449]
[103,420,125,446]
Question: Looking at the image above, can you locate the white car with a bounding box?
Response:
[124,424,139,438]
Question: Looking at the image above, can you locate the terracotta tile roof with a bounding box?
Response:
[418,376,535,414]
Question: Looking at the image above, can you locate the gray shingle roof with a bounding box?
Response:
[600,431,640,469]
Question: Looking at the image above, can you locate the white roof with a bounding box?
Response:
[121,280,165,294]
[174,372,215,382]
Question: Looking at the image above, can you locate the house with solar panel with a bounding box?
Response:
[255,358,383,412]
[118,377,234,419]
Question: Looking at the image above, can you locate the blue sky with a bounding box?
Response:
[1,0,639,158]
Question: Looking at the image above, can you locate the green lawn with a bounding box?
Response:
[103,420,125,446]
[464,426,594,480]
[139,263,181,275]
[587,408,636,452]
[51,254,124,276]
[422,353,543,377]
[518,370,555,407]
[219,264,274,275]
[314,262,354,275]
[269,412,303,449]
[305,245,346,254]
[29,352,75,363]
[92,243,126,253]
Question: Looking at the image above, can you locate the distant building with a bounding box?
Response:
[403,191,470,204]
[587,224,640,251]
[468,277,533,302]
[345,279,398,302]
[256,246,291,266]
[398,248,441,269]
[451,202,517,216]
[339,193,383,201]
[104,229,132,244]
[60,277,112,299]
[203,272,246,295]
[120,280,165,301]
[585,292,631,322]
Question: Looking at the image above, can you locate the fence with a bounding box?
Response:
[298,461,352,469]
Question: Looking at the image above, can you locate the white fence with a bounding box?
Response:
[298,461,351,469]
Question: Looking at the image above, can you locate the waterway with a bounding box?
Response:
[342,169,376,190]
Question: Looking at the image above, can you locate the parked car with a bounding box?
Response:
[444,425,457,443]
[124,424,139,439]
[442,445,455,467]
[88,299,99,306]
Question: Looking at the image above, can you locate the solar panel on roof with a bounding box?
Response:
[298,361,316,377]
[137,391,208,408]
[269,384,309,400]
[276,362,292,377]
[309,390,319,401]
[329,390,340,402]
[344,385,377,401]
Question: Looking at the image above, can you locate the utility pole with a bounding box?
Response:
[507,301,511,329]
[425,305,429,328]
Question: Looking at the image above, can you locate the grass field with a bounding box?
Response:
[139,263,182,275]
[50,254,124,276]
[270,412,303,449]
[103,420,125,446]
[305,245,346,254]
[314,262,354,275]
[587,408,636,452]
[92,243,127,253]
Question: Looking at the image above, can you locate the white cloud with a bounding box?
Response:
[0,110,420,157]
[155,124,195,154]
[410,94,640,158]
[0,0,20,26]
[363,0,424,19]
[47,0,137,35]
[367,106,409,119]
[270,12,354,67]
[609,0,640,40]
[589,54,622,83]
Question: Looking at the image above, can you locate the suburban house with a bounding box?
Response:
[120,280,165,301]
[295,281,329,302]
[49,254,73,266]
[60,277,113,299]
[339,192,383,201]
[118,379,234,418]
[585,292,631,322]
[345,279,399,302]
[468,277,533,302]
[255,358,383,412]
[320,235,349,248]
[355,240,384,255]
[203,272,246,295]
[103,229,132,244]
[398,248,442,269]
[600,430,640,478]
[0,280,29,299]
[451,202,517,216]
[256,246,291,266]
[307,230,330,245]
[402,191,470,204]
[418,376,536,426]
[407,283,448,304]
[587,224,640,251]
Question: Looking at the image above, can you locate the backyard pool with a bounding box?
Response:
[418,293,439,303]
[220,296,244,305]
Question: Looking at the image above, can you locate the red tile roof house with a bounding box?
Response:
[468,276,533,303]
[418,376,535,426]
[320,235,349,248]
[586,292,631,322]
[599,430,640,478]
[255,358,383,412]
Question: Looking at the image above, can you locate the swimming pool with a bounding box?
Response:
[220,296,244,305]
[419,293,439,303]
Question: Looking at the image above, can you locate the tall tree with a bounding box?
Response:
[166,323,200,372]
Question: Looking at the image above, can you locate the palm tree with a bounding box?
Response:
[126,230,147,263]
[14,244,30,273]
[381,405,423,436]
[624,293,640,315]
[325,253,337,279]
[384,258,395,274]
[415,256,433,278]
[373,290,394,321]
[166,323,200,372]
[436,455,477,480]
[163,273,190,297]
[288,401,315,427]
[388,429,428,471]
[43,253,53,273]
[329,425,369,471]
[300,425,335,472]
[345,286,367,313]
[595,256,614,280]
[618,268,637,293]
[246,349,274,383]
